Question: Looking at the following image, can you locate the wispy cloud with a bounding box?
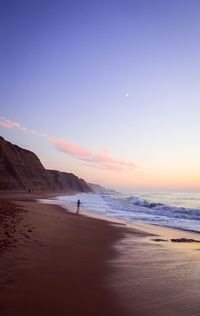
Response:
[0,117,21,128]
[0,121,12,128]
[0,115,137,172]
[82,147,136,172]
[49,139,137,172]
[49,138,92,158]
[0,116,46,137]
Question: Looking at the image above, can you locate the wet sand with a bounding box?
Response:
[0,192,200,315]
[109,227,200,316]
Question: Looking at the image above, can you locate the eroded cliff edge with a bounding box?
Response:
[0,136,91,192]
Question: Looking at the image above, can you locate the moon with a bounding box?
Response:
[126,93,129,97]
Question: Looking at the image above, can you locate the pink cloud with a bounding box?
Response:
[6,120,20,127]
[49,138,92,158]
[0,116,46,138]
[0,121,12,128]
[0,117,21,128]
[49,139,137,172]
[0,115,137,173]
[81,148,136,172]
[19,127,28,132]
[0,117,23,129]
[30,130,41,136]
[93,148,135,170]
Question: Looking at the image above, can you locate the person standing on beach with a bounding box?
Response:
[76,199,81,213]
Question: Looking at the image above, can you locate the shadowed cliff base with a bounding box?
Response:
[0,136,91,192]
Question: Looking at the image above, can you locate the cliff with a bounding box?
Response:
[0,136,91,192]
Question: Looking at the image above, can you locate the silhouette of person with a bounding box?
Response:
[76,199,81,213]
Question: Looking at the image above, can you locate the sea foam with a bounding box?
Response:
[57,190,200,232]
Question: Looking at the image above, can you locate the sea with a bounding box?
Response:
[57,190,200,233]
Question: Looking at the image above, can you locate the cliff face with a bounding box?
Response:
[0,136,91,192]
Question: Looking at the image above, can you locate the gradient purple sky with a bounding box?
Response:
[1,0,200,191]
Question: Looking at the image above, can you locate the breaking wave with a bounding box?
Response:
[58,190,200,232]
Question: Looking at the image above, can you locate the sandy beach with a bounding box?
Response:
[0,192,200,316]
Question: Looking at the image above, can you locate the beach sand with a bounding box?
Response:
[0,192,200,316]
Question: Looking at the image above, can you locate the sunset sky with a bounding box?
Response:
[1,0,200,191]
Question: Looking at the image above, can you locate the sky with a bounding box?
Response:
[1,0,200,192]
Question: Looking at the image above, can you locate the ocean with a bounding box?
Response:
[57,190,200,233]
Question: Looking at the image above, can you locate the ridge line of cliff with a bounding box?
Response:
[0,136,92,192]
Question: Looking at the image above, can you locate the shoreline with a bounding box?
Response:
[0,192,137,316]
[1,191,200,315]
[41,194,200,251]
[55,191,200,235]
